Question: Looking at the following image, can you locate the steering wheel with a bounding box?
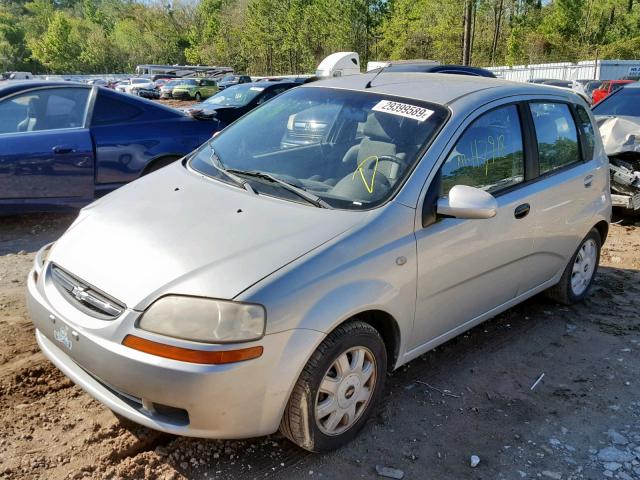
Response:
[357,154,406,180]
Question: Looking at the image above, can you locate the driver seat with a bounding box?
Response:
[18,97,40,132]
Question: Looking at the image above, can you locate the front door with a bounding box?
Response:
[0,87,94,200]
[411,104,536,350]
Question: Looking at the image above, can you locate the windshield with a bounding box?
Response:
[203,84,264,107]
[177,79,197,86]
[190,87,448,209]
[592,87,640,116]
[221,75,237,82]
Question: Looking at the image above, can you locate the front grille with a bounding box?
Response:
[51,265,125,320]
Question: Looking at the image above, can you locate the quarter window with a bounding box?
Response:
[529,102,580,174]
[574,105,595,160]
[0,87,89,134]
[92,93,143,125]
[440,105,524,195]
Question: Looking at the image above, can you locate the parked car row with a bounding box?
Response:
[527,77,637,105]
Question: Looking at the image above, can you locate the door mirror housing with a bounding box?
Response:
[436,185,497,219]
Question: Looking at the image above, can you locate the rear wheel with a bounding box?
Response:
[280,321,386,452]
[545,228,601,304]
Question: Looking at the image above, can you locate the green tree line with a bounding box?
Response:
[1,0,639,75]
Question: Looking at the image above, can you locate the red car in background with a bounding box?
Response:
[592,79,635,104]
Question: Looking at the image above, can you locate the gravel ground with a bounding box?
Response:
[0,213,639,480]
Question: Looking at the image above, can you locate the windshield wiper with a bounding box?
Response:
[226,169,332,209]
[209,149,255,193]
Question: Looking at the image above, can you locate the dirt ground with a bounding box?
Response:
[0,213,639,480]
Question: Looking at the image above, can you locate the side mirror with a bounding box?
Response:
[436,185,497,219]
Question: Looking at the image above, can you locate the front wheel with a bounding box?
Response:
[545,228,602,305]
[194,92,202,101]
[280,321,387,452]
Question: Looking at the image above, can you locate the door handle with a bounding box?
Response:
[514,203,530,219]
[584,174,594,187]
[52,145,75,155]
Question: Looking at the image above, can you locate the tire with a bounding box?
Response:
[280,320,387,452]
[545,228,602,305]
[194,92,202,101]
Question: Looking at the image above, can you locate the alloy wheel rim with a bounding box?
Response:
[315,346,377,436]
[571,238,597,296]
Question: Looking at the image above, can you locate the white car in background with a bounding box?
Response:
[116,78,154,95]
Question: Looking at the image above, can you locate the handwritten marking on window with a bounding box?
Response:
[455,134,505,176]
[352,156,379,194]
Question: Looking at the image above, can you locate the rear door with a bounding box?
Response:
[517,100,605,292]
[0,86,94,200]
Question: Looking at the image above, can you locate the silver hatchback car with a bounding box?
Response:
[27,74,611,452]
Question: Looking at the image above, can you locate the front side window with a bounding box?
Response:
[530,102,579,174]
[440,105,524,195]
[0,87,89,134]
[190,87,448,209]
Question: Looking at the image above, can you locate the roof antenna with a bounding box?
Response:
[365,63,391,89]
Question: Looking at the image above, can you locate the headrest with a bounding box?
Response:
[26,97,40,118]
[362,112,404,142]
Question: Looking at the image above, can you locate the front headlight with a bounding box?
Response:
[138,296,265,343]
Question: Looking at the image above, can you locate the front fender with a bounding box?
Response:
[237,202,419,367]
[297,279,400,334]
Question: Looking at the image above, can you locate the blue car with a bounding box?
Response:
[0,82,220,214]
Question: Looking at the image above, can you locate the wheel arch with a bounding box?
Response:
[139,154,183,176]
[593,220,609,245]
[331,309,401,372]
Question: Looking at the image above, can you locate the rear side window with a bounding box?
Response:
[440,105,524,195]
[92,93,143,125]
[529,103,579,175]
[574,105,595,160]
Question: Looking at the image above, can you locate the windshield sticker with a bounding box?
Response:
[352,156,379,194]
[372,100,434,122]
[249,87,264,92]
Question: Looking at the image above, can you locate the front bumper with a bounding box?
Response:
[171,91,193,100]
[27,261,323,439]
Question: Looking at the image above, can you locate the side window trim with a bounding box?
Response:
[519,100,540,180]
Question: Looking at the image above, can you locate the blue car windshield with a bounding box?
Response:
[203,84,264,107]
[190,87,448,210]
[592,87,640,117]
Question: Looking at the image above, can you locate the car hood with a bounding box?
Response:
[48,162,365,310]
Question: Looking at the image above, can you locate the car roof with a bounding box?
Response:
[0,80,89,97]
[301,72,577,106]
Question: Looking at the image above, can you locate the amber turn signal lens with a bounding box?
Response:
[122,335,263,365]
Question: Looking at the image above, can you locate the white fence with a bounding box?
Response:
[487,60,640,82]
